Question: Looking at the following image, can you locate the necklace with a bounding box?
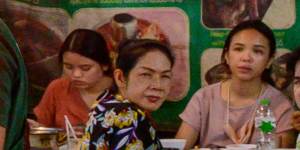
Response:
[224,81,264,144]
[226,81,263,124]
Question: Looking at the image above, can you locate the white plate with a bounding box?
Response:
[160,139,186,150]
[225,144,256,150]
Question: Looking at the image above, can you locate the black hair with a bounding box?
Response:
[58,29,112,76]
[221,20,276,83]
[271,53,293,78]
[116,39,175,77]
[286,47,300,76]
[270,53,294,90]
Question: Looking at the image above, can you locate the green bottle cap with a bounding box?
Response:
[260,99,270,106]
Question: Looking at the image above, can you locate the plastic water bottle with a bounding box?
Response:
[255,99,276,150]
[296,133,300,150]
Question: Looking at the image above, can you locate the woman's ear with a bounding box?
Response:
[267,57,274,69]
[225,52,229,64]
[114,69,126,88]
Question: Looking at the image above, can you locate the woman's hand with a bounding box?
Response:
[27,119,43,128]
[175,122,199,150]
[277,129,297,148]
[291,111,300,131]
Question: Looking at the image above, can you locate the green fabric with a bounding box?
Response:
[0,18,28,150]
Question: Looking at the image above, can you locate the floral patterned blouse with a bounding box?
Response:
[79,90,162,150]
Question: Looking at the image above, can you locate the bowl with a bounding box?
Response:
[30,127,63,148]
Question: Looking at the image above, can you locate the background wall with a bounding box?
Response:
[1,0,300,132]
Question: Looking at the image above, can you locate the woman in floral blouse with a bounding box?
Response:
[80,39,175,150]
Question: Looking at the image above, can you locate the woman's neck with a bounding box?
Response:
[222,78,264,107]
[79,76,113,108]
[83,76,113,94]
[230,78,263,99]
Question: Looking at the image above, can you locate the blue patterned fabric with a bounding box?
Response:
[79,90,162,150]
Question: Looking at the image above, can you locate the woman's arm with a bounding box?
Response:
[0,127,5,150]
[33,80,59,127]
[175,122,199,150]
[291,111,300,131]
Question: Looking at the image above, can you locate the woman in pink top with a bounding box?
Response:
[176,20,296,149]
[30,29,113,129]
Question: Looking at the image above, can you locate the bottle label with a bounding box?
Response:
[258,117,276,133]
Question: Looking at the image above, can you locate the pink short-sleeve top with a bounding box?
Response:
[179,82,293,148]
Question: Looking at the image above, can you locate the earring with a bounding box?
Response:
[115,94,124,101]
[266,62,272,69]
[103,66,108,71]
